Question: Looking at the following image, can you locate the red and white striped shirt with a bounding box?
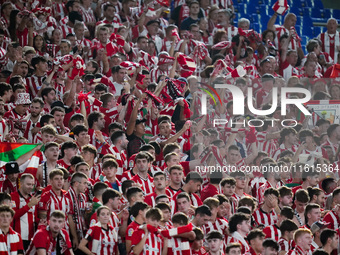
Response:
[253,207,278,227]
[165,187,180,198]
[274,25,301,51]
[26,74,47,99]
[131,227,162,255]
[105,145,127,177]
[38,189,73,221]
[227,231,250,254]
[167,237,191,255]
[286,245,311,255]
[322,138,339,159]
[272,144,298,161]
[278,237,291,253]
[65,187,87,239]
[203,218,229,250]
[52,2,66,21]
[23,116,40,143]
[0,227,23,255]
[262,224,281,241]
[26,227,72,255]
[80,6,96,24]
[90,163,102,181]
[210,0,233,9]
[60,24,74,39]
[256,131,277,158]
[131,174,154,196]
[85,222,118,255]
[323,210,339,230]
[318,31,340,63]
[280,60,300,81]
[150,68,169,83]
[10,191,36,241]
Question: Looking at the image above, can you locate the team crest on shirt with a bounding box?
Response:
[128,228,133,236]
[10,200,15,208]
[39,202,43,207]
[87,229,92,235]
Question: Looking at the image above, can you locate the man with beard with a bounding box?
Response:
[41,87,57,114]
[26,210,74,255]
[24,98,43,143]
[11,174,40,250]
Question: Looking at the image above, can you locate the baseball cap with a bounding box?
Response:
[310,221,330,234]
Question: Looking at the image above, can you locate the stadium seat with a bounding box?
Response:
[305,0,314,7]
[301,36,309,46]
[302,25,314,38]
[252,14,260,23]
[311,8,322,18]
[333,9,340,18]
[321,9,331,19]
[252,23,260,32]
[295,16,303,27]
[257,4,268,15]
[290,7,303,17]
[302,7,311,16]
[313,0,324,9]
[295,25,302,36]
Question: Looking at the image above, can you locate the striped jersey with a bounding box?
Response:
[85,222,118,255]
[0,227,23,255]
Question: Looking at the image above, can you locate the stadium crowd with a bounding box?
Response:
[0,0,340,254]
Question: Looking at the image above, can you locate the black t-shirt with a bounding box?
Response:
[127,133,145,158]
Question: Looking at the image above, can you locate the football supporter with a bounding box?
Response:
[26,210,73,255]
[144,172,168,207]
[293,189,310,227]
[304,204,321,229]
[79,206,119,255]
[172,171,203,214]
[96,159,121,191]
[131,152,154,196]
[38,169,78,248]
[247,229,266,255]
[262,239,280,255]
[36,142,60,187]
[0,204,24,255]
[65,172,88,241]
[125,201,148,253]
[253,188,279,227]
[11,174,40,250]
[278,219,299,254]
[288,229,313,255]
[131,208,167,255]
[227,212,251,254]
[319,229,338,255]
[191,228,206,255]
[206,231,226,255]
[263,206,295,242]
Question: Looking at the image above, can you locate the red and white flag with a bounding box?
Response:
[272,0,289,15]
[177,54,196,77]
[212,41,232,50]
